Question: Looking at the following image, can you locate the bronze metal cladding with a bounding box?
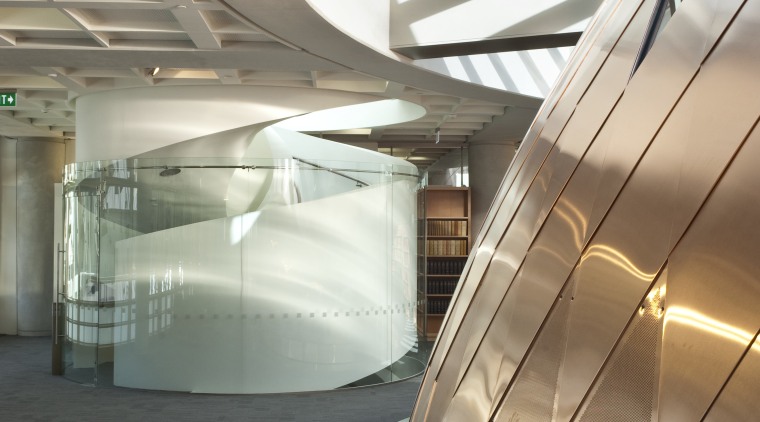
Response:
[429,0,644,360]
[703,336,760,421]
[423,3,640,379]
[411,0,760,420]
[572,272,667,422]
[418,3,650,415]
[423,1,659,418]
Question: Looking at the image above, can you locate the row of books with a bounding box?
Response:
[427,220,467,236]
[428,279,458,295]
[427,260,465,275]
[427,298,452,315]
[427,239,468,256]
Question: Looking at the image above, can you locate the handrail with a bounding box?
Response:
[66,163,418,178]
[292,157,369,187]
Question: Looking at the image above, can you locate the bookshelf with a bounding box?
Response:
[417,186,471,341]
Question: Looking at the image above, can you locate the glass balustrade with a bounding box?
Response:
[61,157,428,393]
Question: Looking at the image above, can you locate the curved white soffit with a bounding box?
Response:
[223,0,541,108]
[74,85,389,162]
[274,99,426,132]
[305,0,392,55]
[255,126,415,169]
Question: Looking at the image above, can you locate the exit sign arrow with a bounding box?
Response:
[0,92,17,107]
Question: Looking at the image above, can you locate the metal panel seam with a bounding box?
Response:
[486,65,702,419]
[700,329,760,421]
[567,263,669,420]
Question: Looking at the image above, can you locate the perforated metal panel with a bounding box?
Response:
[494,280,575,422]
[576,277,665,422]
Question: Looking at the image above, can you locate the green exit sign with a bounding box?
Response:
[0,92,17,107]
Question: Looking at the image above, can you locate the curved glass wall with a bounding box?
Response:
[61,157,427,393]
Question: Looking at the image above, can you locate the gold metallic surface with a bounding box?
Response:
[412,0,760,420]
[440,1,658,418]
[703,336,760,421]
[426,0,646,369]
[658,127,760,420]
[494,278,577,422]
[422,5,637,378]
[572,273,667,422]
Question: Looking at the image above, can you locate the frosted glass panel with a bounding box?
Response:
[62,157,423,393]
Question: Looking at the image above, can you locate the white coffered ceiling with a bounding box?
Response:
[0,0,556,169]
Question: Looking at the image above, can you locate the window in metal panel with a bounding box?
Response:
[631,0,683,77]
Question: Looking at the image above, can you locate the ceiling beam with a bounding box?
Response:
[392,32,582,60]
[0,30,16,46]
[377,142,467,149]
[59,8,110,48]
[0,1,226,11]
[215,69,241,84]
[0,111,63,136]
[171,5,222,49]
[129,68,156,86]
[31,67,90,92]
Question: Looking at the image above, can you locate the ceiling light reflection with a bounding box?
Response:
[554,203,584,249]
[580,244,657,281]
[529,244,575,267]
[664,306,754,346]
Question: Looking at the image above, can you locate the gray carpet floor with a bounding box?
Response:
[0,335,421,422]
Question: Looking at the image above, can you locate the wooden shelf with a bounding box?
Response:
[417,186,470,341]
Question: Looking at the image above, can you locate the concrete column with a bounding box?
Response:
[16,139,65,336]
[0,137,18,335]
[468,140,516,239]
